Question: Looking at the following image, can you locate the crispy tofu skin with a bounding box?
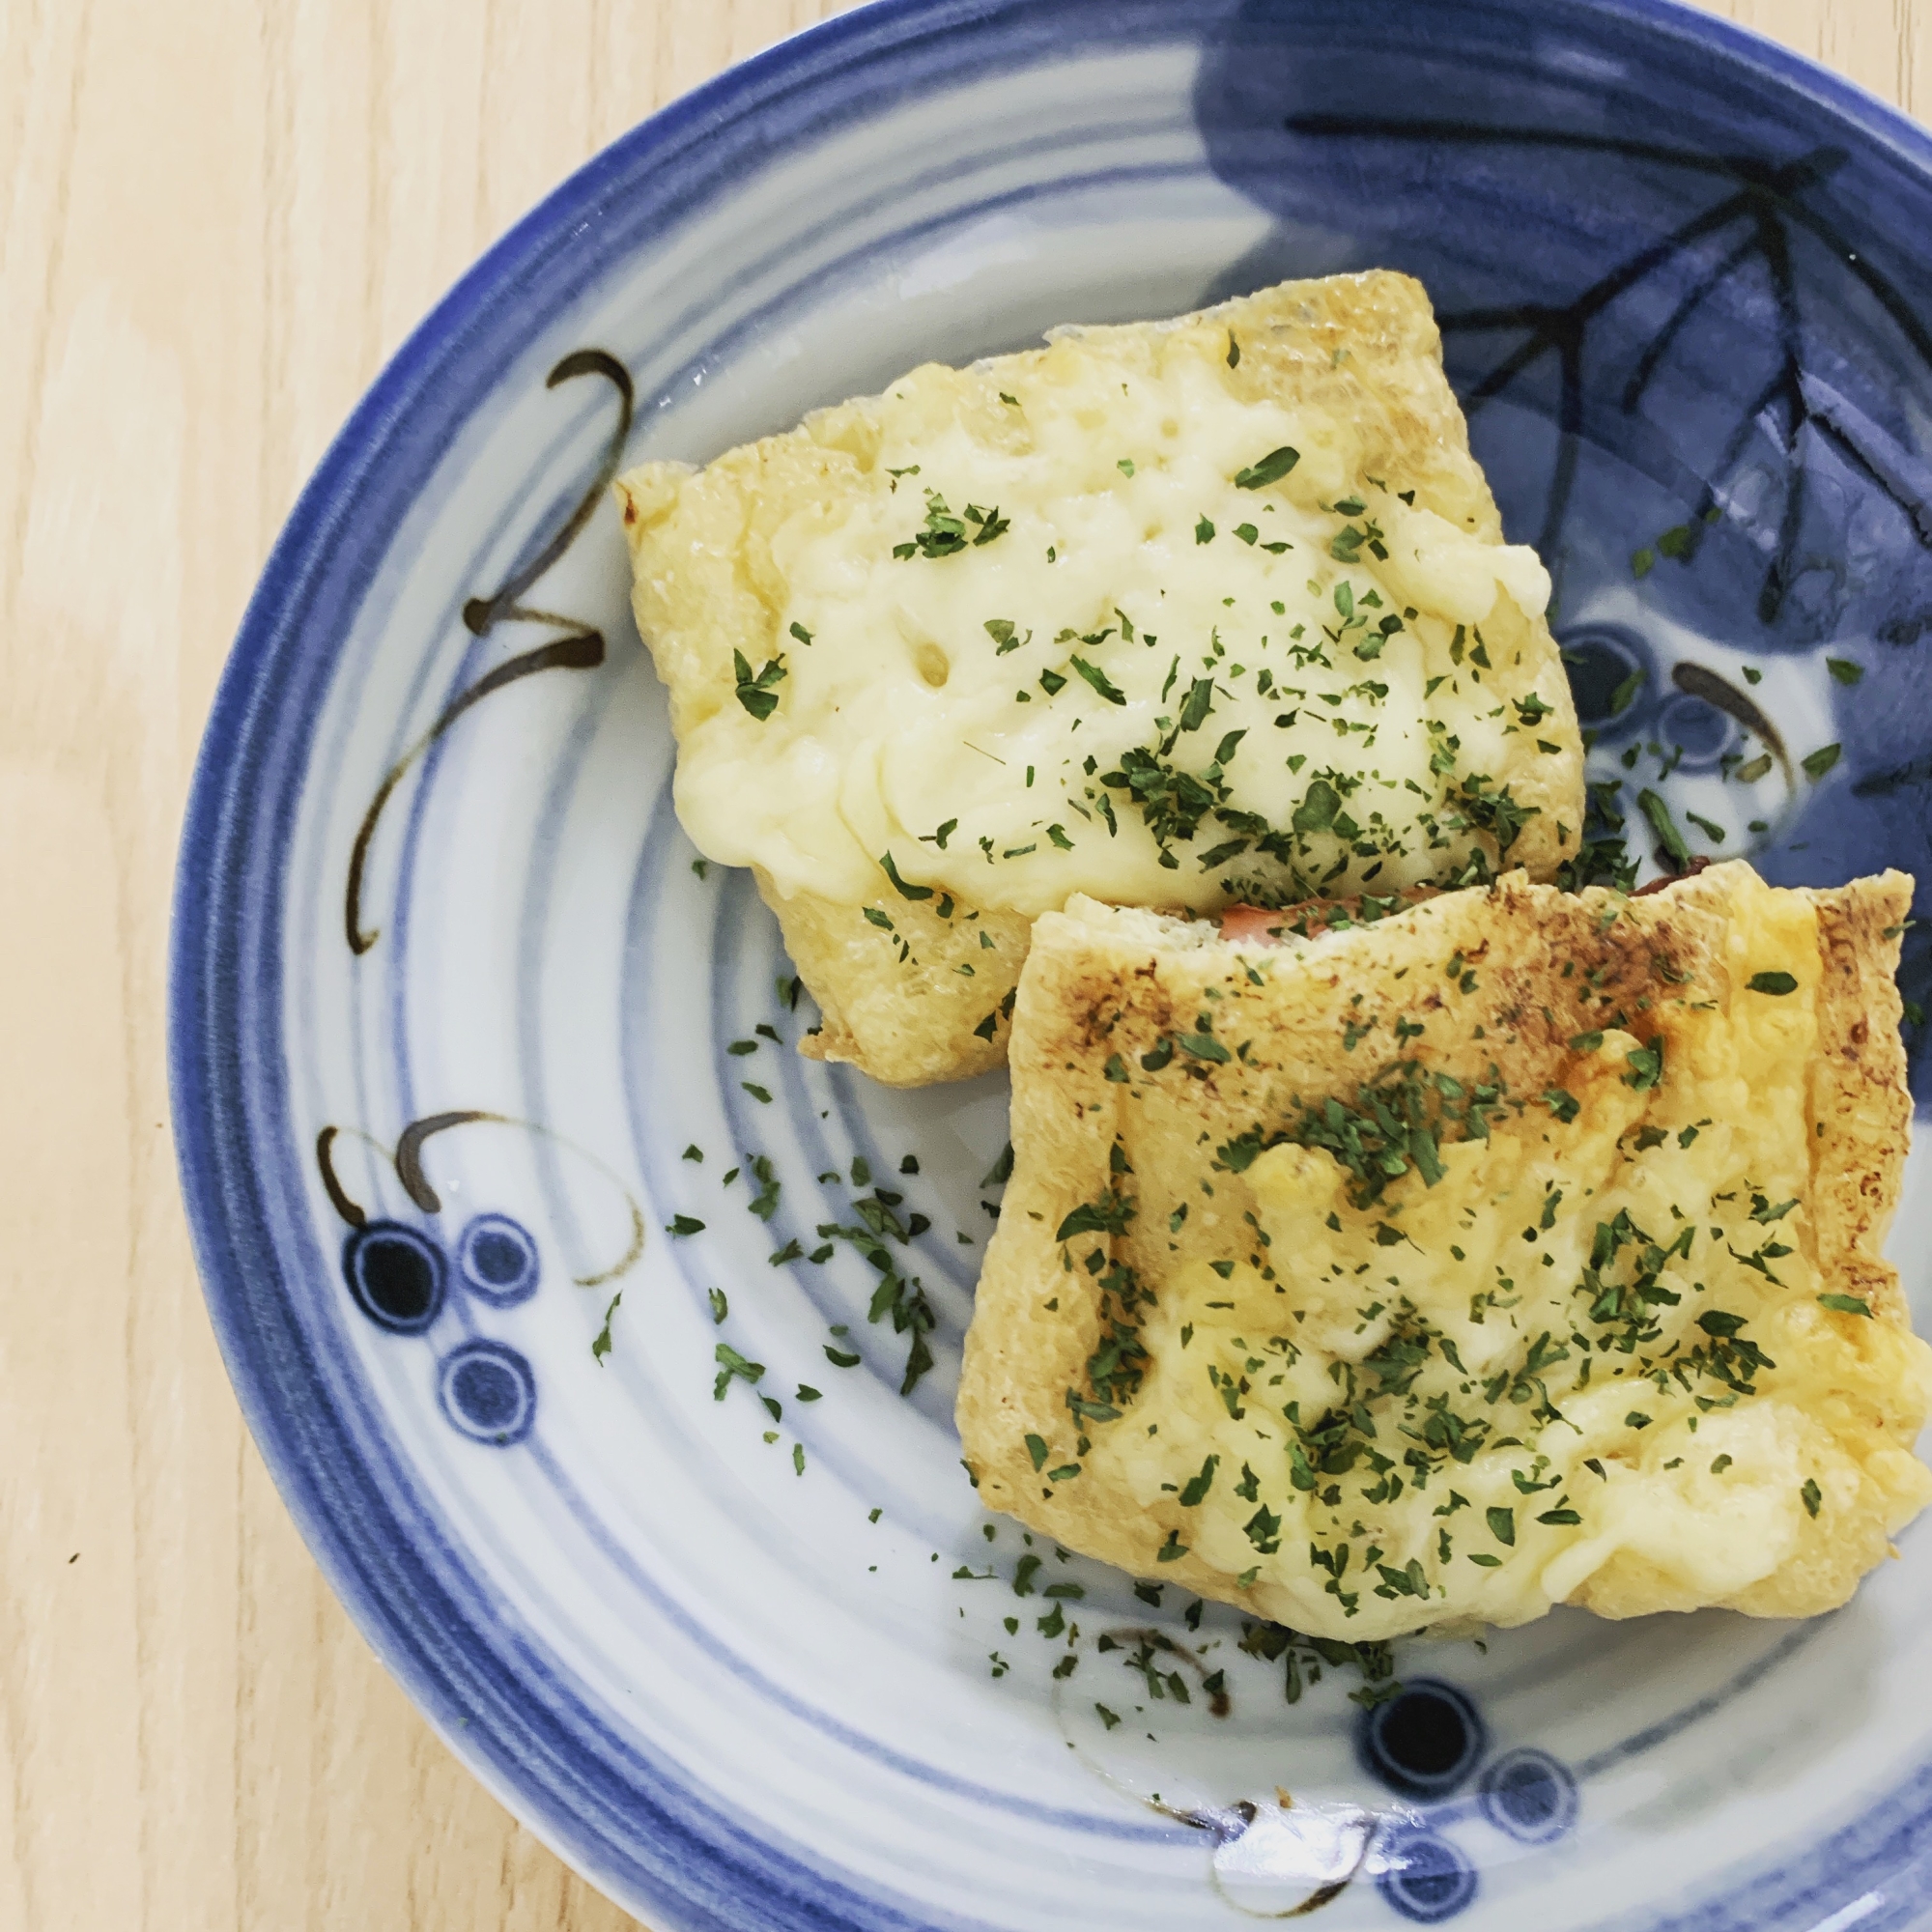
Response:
[746,868,1032,1089]
[617,271,1582,1086]
[957,863,1930,1639]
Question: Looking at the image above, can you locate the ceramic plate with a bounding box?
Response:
[170,1,1932,1925]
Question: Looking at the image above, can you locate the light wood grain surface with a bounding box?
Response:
[0,1,1920,1925]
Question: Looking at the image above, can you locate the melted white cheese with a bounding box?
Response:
[671,349,1559,915]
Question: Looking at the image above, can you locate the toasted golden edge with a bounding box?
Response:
[1805,874,1913,1321]
[1698,869,1926,1621]
[618,269,1581,1084]
[956,866,1921,1625]
[954,905,1136,1480]
[757,871,1030,1087]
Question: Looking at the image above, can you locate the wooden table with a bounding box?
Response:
[0,0,1919,1923]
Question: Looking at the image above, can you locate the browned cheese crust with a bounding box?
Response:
[957,863,1929,1638]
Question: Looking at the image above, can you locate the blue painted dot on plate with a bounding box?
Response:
[1478,1747,1579,1845]
[457,1211,541,1307]
[1357,1679,1487,1800]
[1376,1828,1479,1924]
[1655,691,1737,768]
[1558,623,1650,730]
[342,1221,446,1334]
[438,1339,538,1445]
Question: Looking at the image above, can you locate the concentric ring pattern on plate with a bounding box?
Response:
[172,2,1932,1927]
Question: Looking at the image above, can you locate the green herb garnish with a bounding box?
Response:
[879,851,933,901]
[893,490,1008,558]
[713,1343,765,1400]
[1235,446,1299,490]
[591,1292,621,1363]
[732,648,787,721]
[1069,656,1127,705]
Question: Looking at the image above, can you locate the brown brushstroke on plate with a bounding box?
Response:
[346,349,635,953]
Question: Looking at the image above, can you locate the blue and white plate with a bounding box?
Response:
[169,1,1932,1925]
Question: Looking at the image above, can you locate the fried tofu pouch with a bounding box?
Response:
[616,271,1582,1087]
[957,863,1931,1640]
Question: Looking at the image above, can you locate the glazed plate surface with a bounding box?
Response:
[170,2,1932,1925]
